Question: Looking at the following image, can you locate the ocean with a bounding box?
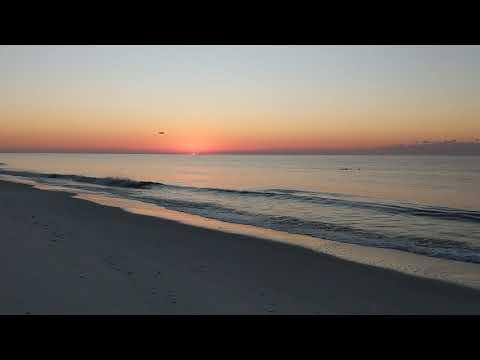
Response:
[1,153,480,265]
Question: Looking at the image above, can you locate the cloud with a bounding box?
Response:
[370,140,480,155]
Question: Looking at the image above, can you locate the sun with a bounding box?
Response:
[178,141,211,155]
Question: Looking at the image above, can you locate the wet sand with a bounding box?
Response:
[1,179,480,314]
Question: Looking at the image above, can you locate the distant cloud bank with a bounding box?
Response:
[366,140,480,155]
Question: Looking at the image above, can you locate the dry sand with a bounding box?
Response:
[1,179,480,314]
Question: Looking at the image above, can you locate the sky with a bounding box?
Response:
[1,45,479,154]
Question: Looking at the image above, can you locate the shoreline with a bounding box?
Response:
[1,179,480,314]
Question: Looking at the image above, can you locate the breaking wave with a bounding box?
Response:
[2,168,479,223]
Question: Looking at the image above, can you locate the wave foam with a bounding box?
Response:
[2,168,480,223]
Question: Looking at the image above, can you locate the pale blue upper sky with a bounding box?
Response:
[3,45,479,107]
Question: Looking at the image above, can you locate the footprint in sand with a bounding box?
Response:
[104,257,122,272]
[192,265,208,273]
[265,304,277,313]
[167,291,177,304]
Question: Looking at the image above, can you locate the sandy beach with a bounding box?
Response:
[1,179,480,314]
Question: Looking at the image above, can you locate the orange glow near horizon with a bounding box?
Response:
[1,104,479,154]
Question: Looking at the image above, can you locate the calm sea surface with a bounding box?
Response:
[1,154,480,263]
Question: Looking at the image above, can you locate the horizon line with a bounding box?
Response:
[2,141,480,156]
[2,151,480,156]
